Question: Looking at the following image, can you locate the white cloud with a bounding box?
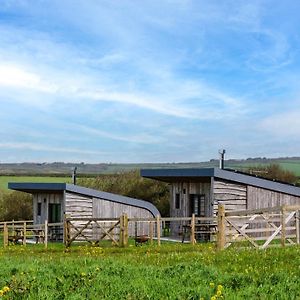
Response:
[0,64,58,93]
[75,124,165,144]
[260,110,300,138]
[0,142,106,155]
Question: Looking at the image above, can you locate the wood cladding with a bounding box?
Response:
[65,192,93,218]
[65,192,154,237]
[247,186,300,209]
[213,180,247,215]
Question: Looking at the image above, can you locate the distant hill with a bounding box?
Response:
[1,157,300,176]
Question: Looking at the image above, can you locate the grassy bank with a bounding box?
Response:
[0,243,299,299]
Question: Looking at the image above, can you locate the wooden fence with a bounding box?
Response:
[217,204,300,250]
[1,204,299,250]
[0,220,63,248]
[64,215,217,247]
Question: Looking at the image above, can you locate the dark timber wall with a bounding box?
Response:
[170,181,212,218]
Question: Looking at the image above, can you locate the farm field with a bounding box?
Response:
[277,160,300,176]
[0,176,71,191]
[0,243,299,299]
[229,160,300,176]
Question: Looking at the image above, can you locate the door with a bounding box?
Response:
[48,203,62,241]
[190,194,206,217]
[48,203,61,223]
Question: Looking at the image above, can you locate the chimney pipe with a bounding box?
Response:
[218,149,226,169]
[72,166,77,185]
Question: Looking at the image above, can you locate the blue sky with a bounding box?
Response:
[0,0,299,163]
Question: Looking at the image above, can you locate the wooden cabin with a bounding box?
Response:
[8,182,160,240]
[141,168,300,218]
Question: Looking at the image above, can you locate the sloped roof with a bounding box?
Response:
[141,167,300,197]
[8,182,160,217]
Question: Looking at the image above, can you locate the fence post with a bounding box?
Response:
[190,214,196,245]
[119,215,123,247]
[281,206,286,247]
[149,221,153,245]
[217,204,225,250]
[23,222,26,246]
[63,218,67,245]
[44,220,48,249]
[156,215,161,246]
[64,220,71,247]
[3,223,8,247]
[124,214,128,247]
[296,210,300,245]
[119,214,128,247]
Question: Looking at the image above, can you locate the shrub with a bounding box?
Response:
[247,164,297,184]
[0,191,32,221]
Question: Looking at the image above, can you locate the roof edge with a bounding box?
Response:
[65,184,160,217]
[8,182,160,217]
[141,168,216,180]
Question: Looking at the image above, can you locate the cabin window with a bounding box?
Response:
[190,194,206,217]
[37,203,42,216]
[175,193,180,209]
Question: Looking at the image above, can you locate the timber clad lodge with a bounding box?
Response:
[141,167,300,218]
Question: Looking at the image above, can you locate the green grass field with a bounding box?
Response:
[0,242,299,299]
[277,161,300,176]
[0,176,71,191]
[229,160,300,176]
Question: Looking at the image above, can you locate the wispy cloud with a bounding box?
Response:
[0,142,107,156]
[259,109,300,138]
[0,1,299,162]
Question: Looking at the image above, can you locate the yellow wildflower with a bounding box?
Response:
[217,285,223,291]
[211,296,216,300]
[2,286,10,292]
[217,290,222,296]
[209,282,215,288]
[0,290,4,297]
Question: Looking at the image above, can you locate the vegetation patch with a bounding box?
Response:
[0,243,299,299]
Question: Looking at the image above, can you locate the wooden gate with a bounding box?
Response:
[64,215,128,247]
[217,205,300,249]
